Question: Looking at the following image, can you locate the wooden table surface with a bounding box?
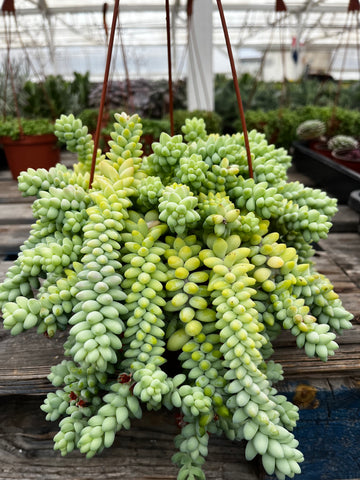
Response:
[0,162,359,480]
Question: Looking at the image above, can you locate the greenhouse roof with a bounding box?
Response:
[1,1,360,80]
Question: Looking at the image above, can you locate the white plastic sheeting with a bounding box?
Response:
[1,1,360,80]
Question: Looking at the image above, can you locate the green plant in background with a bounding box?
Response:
[78,109,99,134]
[21,72,91,120]
[296,119,326,141]
[0,59,30,118]
[327,135,359,152]
[214,74,282,133]
[326,107,360,137]
[286,79,339,109]
[71,72,91,113]
[142,118,171,138]
[238,106,360,149]
[0,112,352,480]
[215,73,360,137]
[0,117,55,140]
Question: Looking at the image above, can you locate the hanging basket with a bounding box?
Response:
[1,133,60,180]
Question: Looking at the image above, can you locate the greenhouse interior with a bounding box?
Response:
[0,2,359,480]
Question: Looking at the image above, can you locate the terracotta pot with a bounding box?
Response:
[309,140,333,159]
[331,149,360,174]
[1,134,60,180]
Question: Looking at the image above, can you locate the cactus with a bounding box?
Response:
[296,119,326,141]
[327,135,359,152]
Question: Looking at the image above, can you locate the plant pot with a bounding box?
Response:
[1,134,60,180]
[331,149,360,174]
[309,140,333,159]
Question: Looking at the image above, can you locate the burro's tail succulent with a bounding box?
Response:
[0,112,352,480]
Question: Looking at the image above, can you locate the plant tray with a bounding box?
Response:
[292,142,360,204]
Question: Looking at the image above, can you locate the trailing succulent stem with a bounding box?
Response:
[0,112,353,480]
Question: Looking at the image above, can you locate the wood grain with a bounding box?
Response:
[0,203,33,224]
[0,180,32,204]
[0,396,260,480]
[0,225,31,255]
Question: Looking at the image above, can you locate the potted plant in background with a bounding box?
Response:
[292,120,360,204]
[0,117,60,180]
[296,119,331,157]
[328,134,360,173]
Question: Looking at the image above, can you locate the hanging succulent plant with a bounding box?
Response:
[0,112,352,480]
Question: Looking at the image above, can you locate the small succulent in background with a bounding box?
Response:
[327,134,359,152]
[296,119,326,141]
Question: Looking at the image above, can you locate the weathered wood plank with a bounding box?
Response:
[0,325,65,395]
[317,234,360,290]
[0,258,14,278]
[0,179,32,204]
[0,203,33,224]
[272,343,360,377]
[329,205,360,232]
[0,396,260,480]
[0,225,31,254]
